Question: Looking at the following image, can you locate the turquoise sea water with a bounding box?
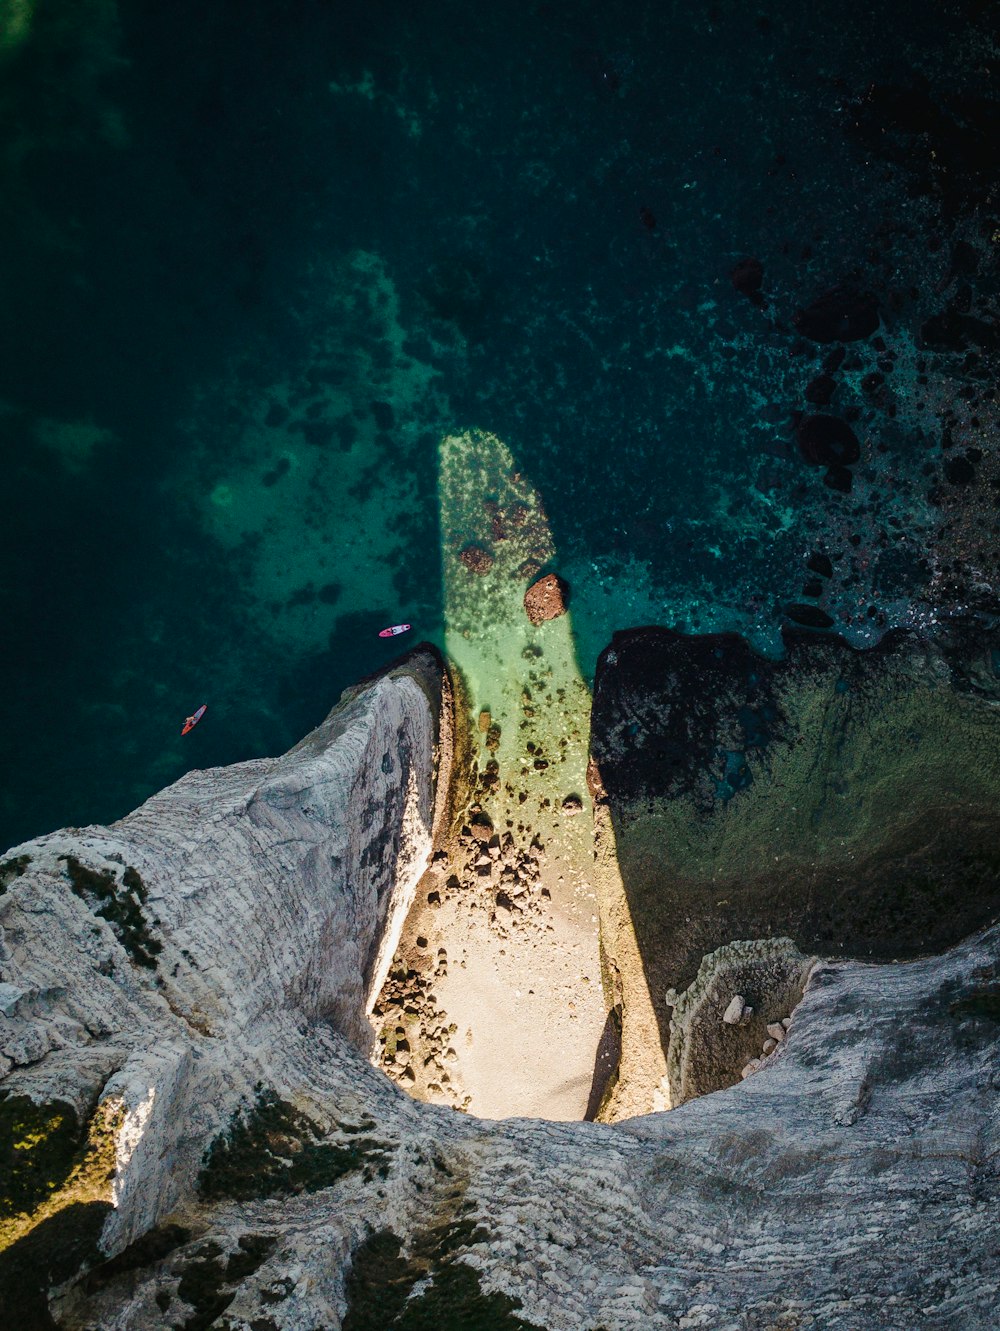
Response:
[1,0,996,847]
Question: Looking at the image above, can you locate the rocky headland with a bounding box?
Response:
[2,630,1000,1329]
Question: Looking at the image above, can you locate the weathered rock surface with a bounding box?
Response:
[523,572,569,626]
[3,640,1000,1329]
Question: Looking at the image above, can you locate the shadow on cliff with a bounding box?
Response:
[0,1202,111,1331]
[588,622,1000,1059]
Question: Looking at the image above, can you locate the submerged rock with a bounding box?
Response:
[784,602,835,627]
[730,256,765,305]
[796,414,861,467]
[459,543,494,574]
[793,286,879,342]
[804,372,837,406]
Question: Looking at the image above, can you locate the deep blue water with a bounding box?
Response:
[1,0,996,848]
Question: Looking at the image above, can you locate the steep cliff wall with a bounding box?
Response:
[0,650,442,1311]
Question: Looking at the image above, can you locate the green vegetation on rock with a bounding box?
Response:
[0,1095,125,1327]
[0,1094,82,1233]
[197,1090,389,1201]
[173,1234,276,1331]
[343,1218,543,1331]
[0,854,30,893]
[59,855,162,969]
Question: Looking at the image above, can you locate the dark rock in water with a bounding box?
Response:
[944,455,976,485]
[807,551,833,578]
[802,579,824,598]
[796,415,861,467]
[824,466,853,494]
[794,287,879,343]
[920,309,1000,354]
[730,257,764,304]
[370,400,395,430]
[949,239,979,278]
[785,603,835,628]
[805,374,837,406]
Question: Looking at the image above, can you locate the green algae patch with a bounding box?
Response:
[0,854,30,893]
[0,1092,124,1254]
[590,627,1000,1086]
[59,855,162,969]
[343,1220,543,1331]
[197,1090,389,1201]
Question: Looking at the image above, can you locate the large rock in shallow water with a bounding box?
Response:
[796,413,861,467]
[523,572,568,625]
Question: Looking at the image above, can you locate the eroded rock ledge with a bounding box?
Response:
[1,642,1000,1329]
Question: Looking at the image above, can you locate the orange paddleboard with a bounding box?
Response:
[181,704,207,735]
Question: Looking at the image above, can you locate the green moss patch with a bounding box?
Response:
[343,1219,543,1331]
[59,855,162,969]
[0,854,30,893]
[197,1091,389,1201]
[0,1095,125,1327]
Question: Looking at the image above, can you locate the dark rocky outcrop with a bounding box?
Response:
[590,625,1000,1022]
[793,287,879,343]
[796,414,861,467]
[730,257,765,305]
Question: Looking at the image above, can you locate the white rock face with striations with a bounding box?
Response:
[2,648,1000,1330]
[0,653,442,1263]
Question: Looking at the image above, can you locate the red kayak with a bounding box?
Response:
[378,624,411,638]
[181,704,207,735]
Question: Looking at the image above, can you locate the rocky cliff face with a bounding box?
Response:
[2,645,999,1330]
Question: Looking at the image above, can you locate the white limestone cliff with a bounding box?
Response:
[1,648,999,1330]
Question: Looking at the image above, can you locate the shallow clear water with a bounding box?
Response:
[0,0,995,847]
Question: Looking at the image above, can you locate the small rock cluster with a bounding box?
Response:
[455,814,550,930]
[720,994,795,1079]
[373,944,466,1109]
[459,543,494,574]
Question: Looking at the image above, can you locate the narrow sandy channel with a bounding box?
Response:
[371,430,607,1120]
